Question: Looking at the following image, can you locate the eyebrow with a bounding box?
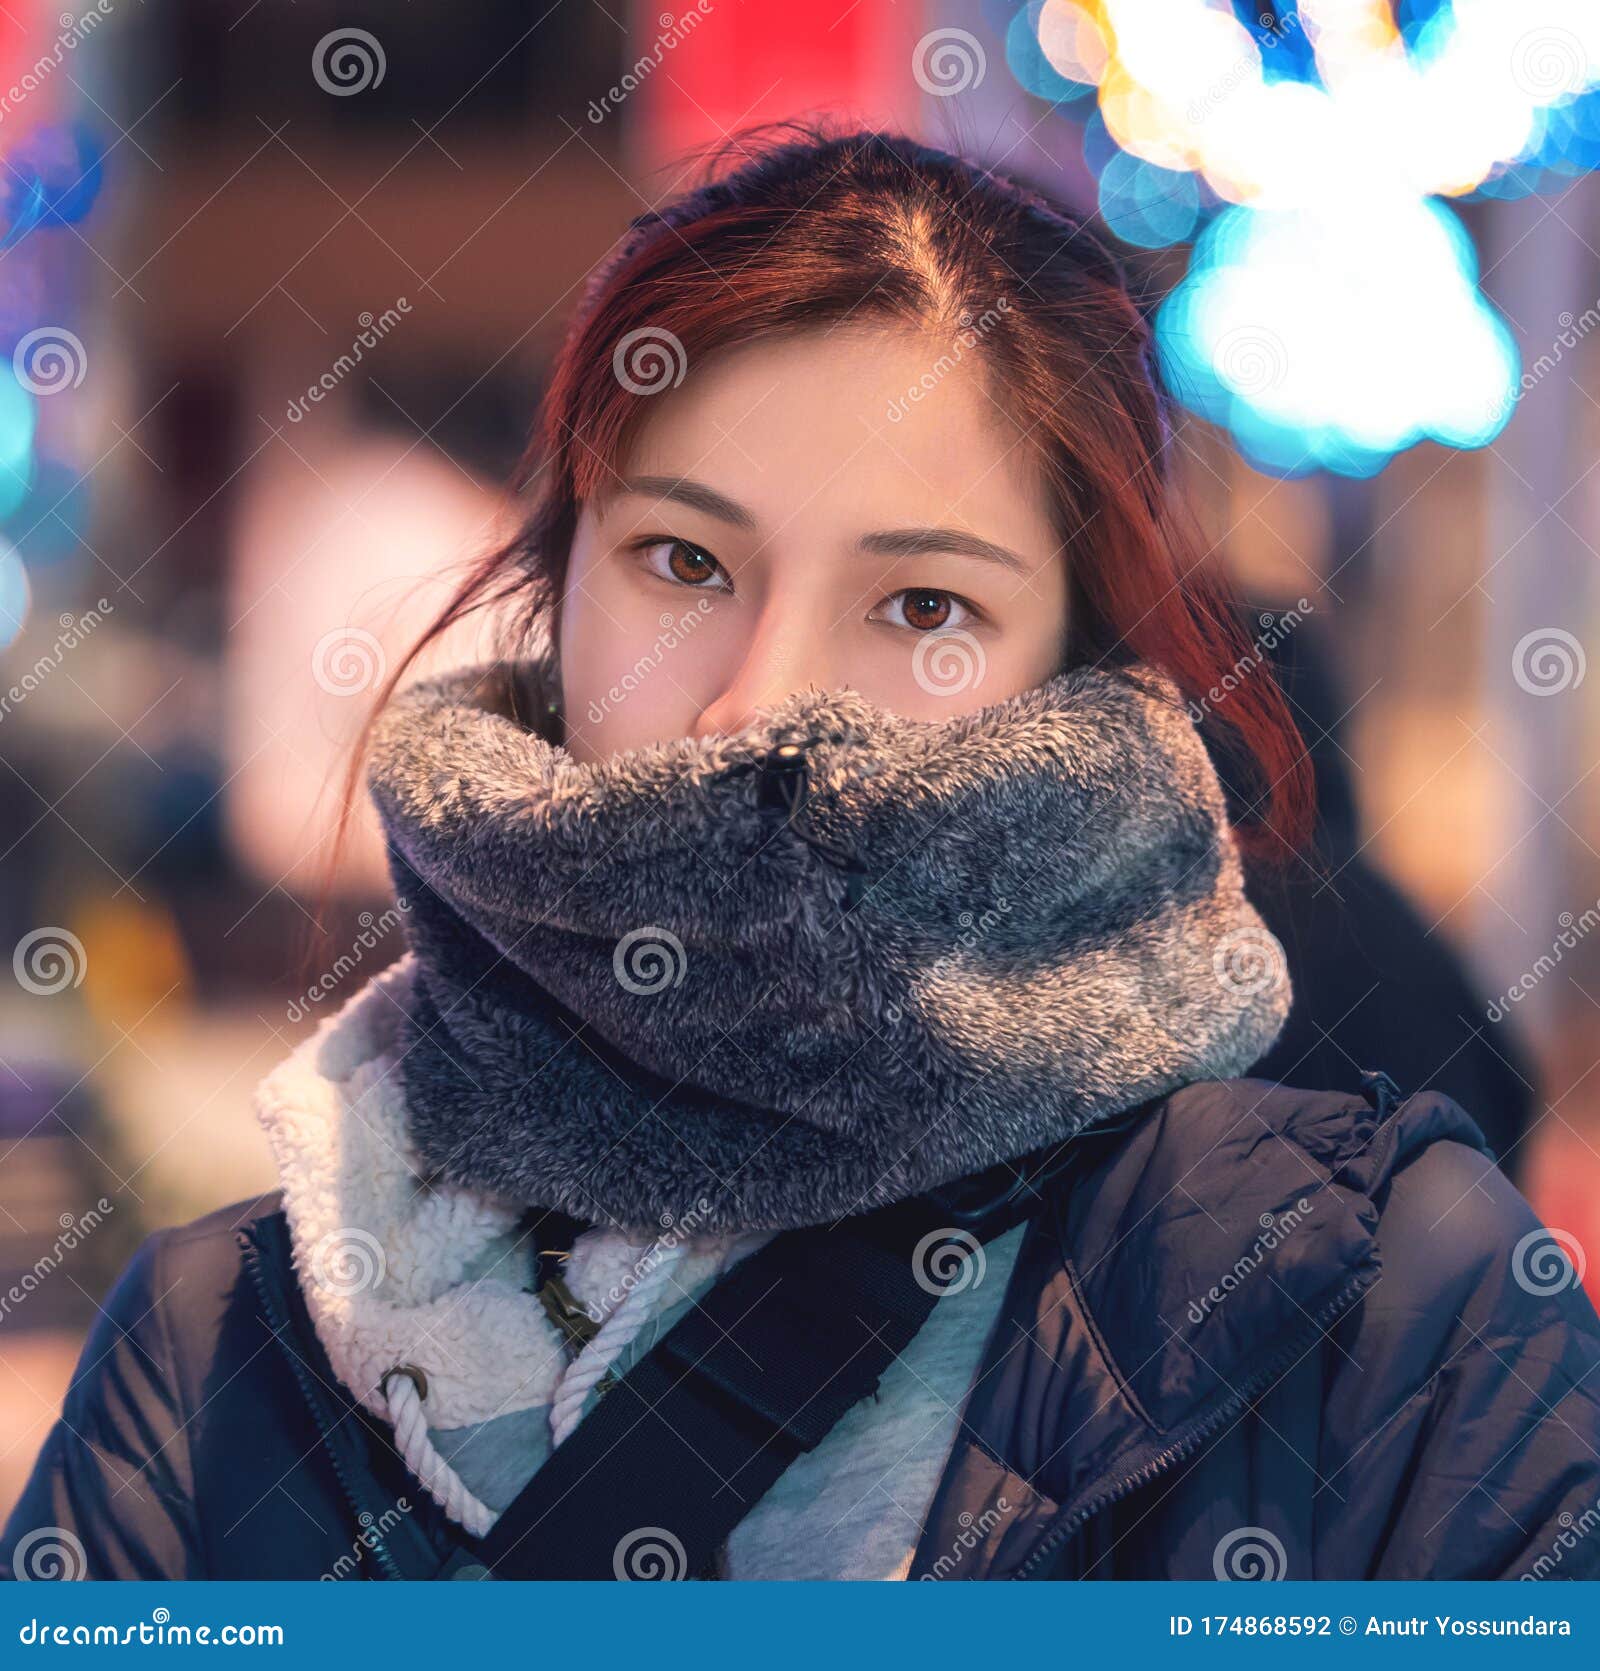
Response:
[605,475,1032,575]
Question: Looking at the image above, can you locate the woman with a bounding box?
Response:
[6,126,1599,1583]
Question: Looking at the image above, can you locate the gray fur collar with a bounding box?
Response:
[366,649,1292,1234]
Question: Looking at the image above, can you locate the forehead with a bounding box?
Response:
[608,322,1054,548]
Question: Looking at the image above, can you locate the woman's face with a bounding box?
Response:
[557,321,1069,763]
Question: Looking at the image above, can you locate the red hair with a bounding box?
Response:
[318,122,1314,949]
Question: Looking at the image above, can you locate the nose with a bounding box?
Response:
[692,604,832,741]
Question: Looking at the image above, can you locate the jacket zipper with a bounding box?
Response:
[1009,1263,1377,1579]
[1011,1075,1409,1580]
[239,1226,406,1581]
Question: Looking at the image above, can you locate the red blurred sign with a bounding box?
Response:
[631,0,927,169]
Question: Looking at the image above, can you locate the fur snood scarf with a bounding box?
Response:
[365,647,1293,1236]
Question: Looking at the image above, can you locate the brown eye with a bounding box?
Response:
[636,537,732,592]
[667,541,717,584]
[870,586,979,633]
[900,589,953,631]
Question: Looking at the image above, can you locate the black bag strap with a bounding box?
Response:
[445,1142,1081,1581]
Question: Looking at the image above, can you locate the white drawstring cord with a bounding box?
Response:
[380,1234,691,1536]
[382,1370,496,1538]
[548,1238,688,1446]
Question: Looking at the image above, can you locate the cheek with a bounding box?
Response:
[556,585,720,762]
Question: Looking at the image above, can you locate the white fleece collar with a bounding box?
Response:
[252,953,753,1434]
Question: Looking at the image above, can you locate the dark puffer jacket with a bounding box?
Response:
[5,1073,1599,1581]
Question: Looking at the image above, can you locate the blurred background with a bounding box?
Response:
[1,0,1598,1520]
